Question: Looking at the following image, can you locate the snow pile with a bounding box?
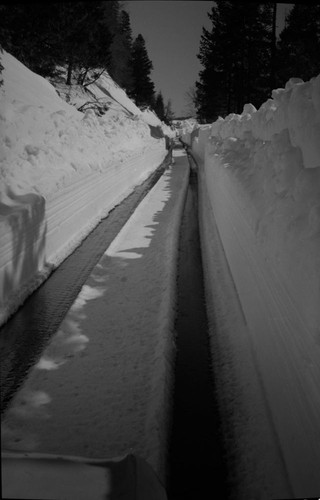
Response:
[208,77,320,169]
[175,118,198,142]
[0,51,167,325]
[184,75,320,496]
[188,124,211,157]
[51,68,174,139]
[52,67,141,117]
[140,108,163,128]
[87,71,174,139]
[0,51,166,199]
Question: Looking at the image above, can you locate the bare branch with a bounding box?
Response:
[83,68,107,88]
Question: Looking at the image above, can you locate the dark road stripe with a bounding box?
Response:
[167,160,229,499]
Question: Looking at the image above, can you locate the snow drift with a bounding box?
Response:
[184,76,320,496]
[0,51,168,325]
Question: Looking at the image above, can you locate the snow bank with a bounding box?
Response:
[197,162,293,498]
[0,51,165,199]
[205,76,320,168]
[2,158,190,486]
[176,118,198,143]
[185,76,320,496]
[0,51,167,325]
[2,451,167,500]
[189,125,211,158]
[52,68,174,140]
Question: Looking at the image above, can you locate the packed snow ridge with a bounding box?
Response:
[183,75,320,496]
[184,74,320,336]
[0,51,174,325]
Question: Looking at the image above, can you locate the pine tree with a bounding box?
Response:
[131,34,155,108]
[76,3,113,85]
[109,10,134,92]
[164,99,175,124]
[0,2,113,84]
[276,4,320,86]
[0,3,61,77]
[57,2,113,85]
[154,92,165,121]
[120,11,133,47]
[196,1,273,122]
[102,0,121,36]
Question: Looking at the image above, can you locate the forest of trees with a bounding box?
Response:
[0,0,172,119]
[195,1,320,123]
[3,2,318,124]
[276,4,320,87]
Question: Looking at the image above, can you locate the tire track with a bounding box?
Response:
[0,149,172,415]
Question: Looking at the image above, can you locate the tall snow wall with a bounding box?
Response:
[0,52,167,325]
[185,77,320,496]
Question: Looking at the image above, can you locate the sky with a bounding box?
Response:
[126,1,292,117]
[127,1,212,117]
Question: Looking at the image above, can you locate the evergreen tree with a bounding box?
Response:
[131,34,155,108]
[70,3,113,85]
[164,98,175,124]
[109,10,134,92]
[121,10,133,42]
[276,4,320,86]
[102,0,121,36]
[53,2,113,85]
[154,92,165,121]
[0,3,61,77]
[0,2,113,84]
[196,1,273,122]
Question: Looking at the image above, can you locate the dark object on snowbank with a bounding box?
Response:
[148,125,173,151]
[149,124,164,139]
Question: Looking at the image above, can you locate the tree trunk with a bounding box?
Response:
[270,3,277,91]
[227,74,232,114]
[80,68,89,86]
[66,56,73,85]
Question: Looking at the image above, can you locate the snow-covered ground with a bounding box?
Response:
[2,149,189,488]
[2,451,167,500]
[0,51,173,326]
[2,45,320,498]
[184,76,320,497]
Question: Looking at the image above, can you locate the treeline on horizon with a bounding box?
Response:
[1,1,320,124]
[195,1,320,122]
[0,0,173,123]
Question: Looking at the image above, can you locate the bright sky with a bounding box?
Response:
[127,1,291,117]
